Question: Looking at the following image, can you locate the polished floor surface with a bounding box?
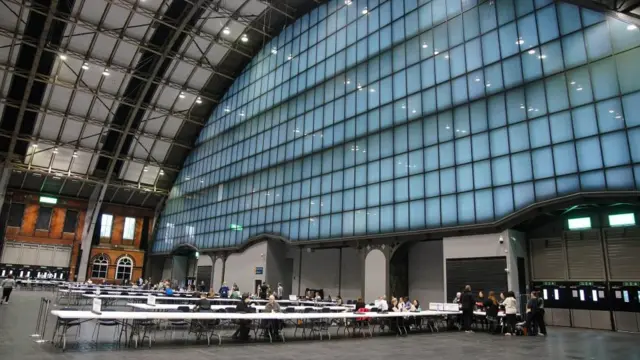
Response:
[1,291,639,360]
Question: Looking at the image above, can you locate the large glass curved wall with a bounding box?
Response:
[152,0,640,253]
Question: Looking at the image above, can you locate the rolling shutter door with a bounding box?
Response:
[446,257,507,299]
[0,242,71,267]
[530,237,566,280]
[0,243,22,264]
[37,246,55,266]
[52,247,71,268]
[605,228,640,281]
[565,231,605,281]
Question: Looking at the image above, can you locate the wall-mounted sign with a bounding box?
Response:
[255,267,263,275]
[39,196,58,204]
[542,282,556,286]
[230,224,243,231]
[578,281,594,286]
[623,282,640,287]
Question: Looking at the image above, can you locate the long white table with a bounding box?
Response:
[51,309,461,320]
[126,303,352,312]
[81,294,341,307]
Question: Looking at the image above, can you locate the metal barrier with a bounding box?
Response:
[31,297,51,343]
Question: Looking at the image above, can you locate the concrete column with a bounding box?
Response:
[364,248,389,303]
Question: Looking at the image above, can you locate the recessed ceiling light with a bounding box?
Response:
[486,83,491,87]
[195,97,202,104]
[287,54,292,60]
[102,69,110,76]
[609,110,615,113]
[82,63,89,70]
[434,50,439,55]
[576,87,583,91]
[475,78,480,82]
[179,92,186,99]
[422,42,428,49]
[53,147,58,154]
[369,88,375,92]
[241,34,248,42]
[223,27,231,35]
[159,170,164,175]
[224,107,230,113]
[627,24,637,31]
[32,143,38,148]
[362,7,368,14]
[72,151,78,158]
[538,55,547,59]
[59,54,67,60]
[444,54,449,59]
[528,49,536,54]
[516,38,524,45]
[143,167,148,172]
[345,0,352,4]
[271,47,277,55]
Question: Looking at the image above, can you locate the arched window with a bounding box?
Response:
[115,256,134,280]
[91,254,109,278]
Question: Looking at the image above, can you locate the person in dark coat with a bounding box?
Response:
[232,293,251,341]
[460,285,475,333]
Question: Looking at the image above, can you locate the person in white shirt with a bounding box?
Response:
[276,283,283,299]
[503,291,518,335]
[376,295,389,311]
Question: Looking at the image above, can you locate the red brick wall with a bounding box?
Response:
[88,247,145,284]
[4,192,151,282]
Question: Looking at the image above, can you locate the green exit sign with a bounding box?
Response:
[623,282,640,287]
[578,282,594,286]
[542,282,556,286]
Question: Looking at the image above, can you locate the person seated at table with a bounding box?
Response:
[375,295,389,311]
[165,286,174,296]
[412,299,421,311]
[476,291,485,309]
[390,297,401,312]
[335,296,343,306]
[194,292,211,312]
[452,292,461,304]
[219,282,230,298]
[354,297,366,311]
[232,283,239,292]
[483,291,499,333]
[232,293,252,341]
[314,291,322,301]
[263,295,282,338]
[403,296,412,311]
[230,287,241,299]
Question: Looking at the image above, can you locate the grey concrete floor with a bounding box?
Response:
[1,291,639,360]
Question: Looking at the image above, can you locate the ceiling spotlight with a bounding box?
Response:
[59,54,67,61]
[444,54,449,59]
[345,0,352,4]
[224,107,231,113]
[82,63,89,70]
[287,54,292,60]
[627,24,637,31]
[32,143,38,148]
[241,34,248,42]
[434,50,439,55]
[102,68,110,76]
[538,54,547,59]
[159,169,164,175]
[528,49,536,54]
[195,97,202,104]
[369,88,375,93]
[271,47,278,55]
[179,92,186,99]
[475,78,480,82]
[516,38,524,45]
[609,110,615,113]
[422,42,428,49]
[362,7,368,14]
[53,147,58,154]
[143,167,149,172]
[72,151,78,158]
[222,27,231,35]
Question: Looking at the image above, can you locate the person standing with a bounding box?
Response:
[1,275,16,304]
[461,285,475,333]
[536,291,547,336]
[525,291,540,335]
[503,291,518,336]
[277,282,283,300]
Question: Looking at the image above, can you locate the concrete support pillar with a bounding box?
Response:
[76,185,103,282]
[363,247,389,303]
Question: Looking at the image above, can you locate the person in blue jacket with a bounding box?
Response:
[219,282,230,298]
